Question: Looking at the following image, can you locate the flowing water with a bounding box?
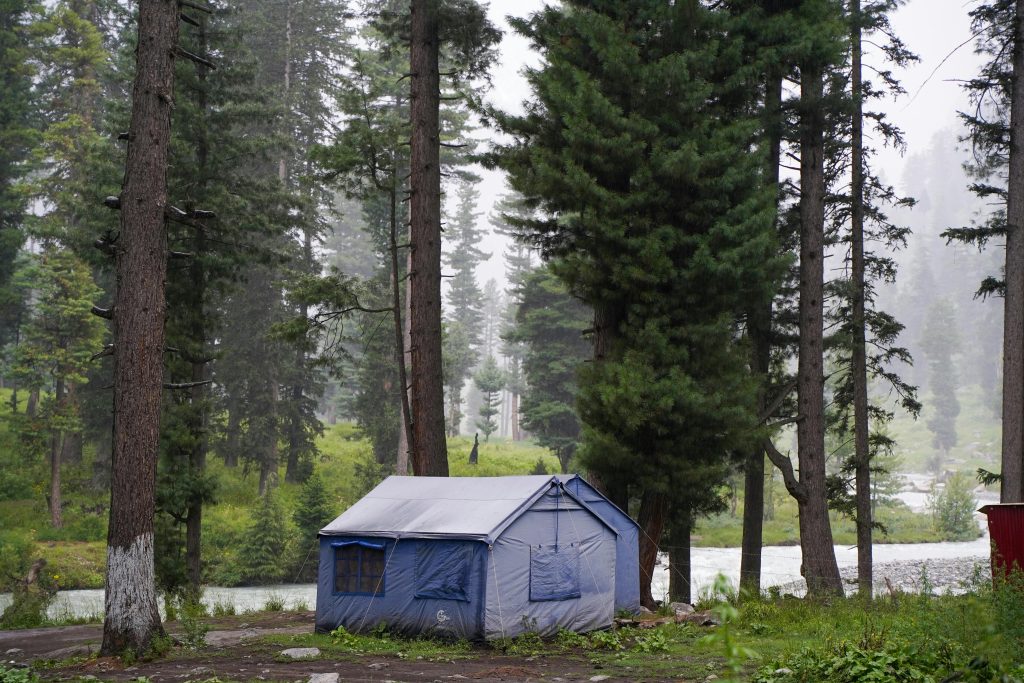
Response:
[1,479,998,619]
[0,535,992,620]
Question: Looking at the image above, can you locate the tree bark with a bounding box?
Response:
[391,178,414,470]
[797,61,844,598]
[740,63,783,598]
[637,490,667,610]
[1002,0,1024,503]
[101,0,176,655]
[50,431,63,528]
[668,514,691,604]
[184,14,211,598]
[224,404,240,467]
[408,0,448,476]
[850,0,873,598]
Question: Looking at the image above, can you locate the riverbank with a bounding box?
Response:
[2,533,992,623]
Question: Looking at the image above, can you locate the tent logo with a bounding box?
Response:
[436,609,450,624]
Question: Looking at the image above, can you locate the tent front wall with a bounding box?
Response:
[484,489,616,639]
[560,477,641,614]
[315,536,487,640]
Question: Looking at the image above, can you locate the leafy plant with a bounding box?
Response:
[632,629,669,653]
[700,574,758,682]
[589,628,625,651]
[330,625,359,649]
[555,627,588,649]
[0,666,38,683]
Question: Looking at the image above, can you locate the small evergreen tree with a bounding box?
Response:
[293,472,333,541]
[921,300,961,474]
[473,355,503,441]
[242,492,290,585]
[505,266,591,472]
[12,249,105,528]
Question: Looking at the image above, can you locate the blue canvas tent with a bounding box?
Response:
[315,475,634,640]
[556,475,641,614]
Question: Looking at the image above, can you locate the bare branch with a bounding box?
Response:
[176,47,216,70]
[91,345,114,361]
[764,439,808,503]
[163,380,213,390]
[91,305,114,320]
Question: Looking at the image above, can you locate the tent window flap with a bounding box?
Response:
[414,541,472,601]
[530,544,580,601]
[334,542,386,595]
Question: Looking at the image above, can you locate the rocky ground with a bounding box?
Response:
[774,556,991,597]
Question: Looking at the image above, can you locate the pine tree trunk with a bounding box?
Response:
[850,0,873,597]
[668,515,691,604]
[224,405,240,467]
[391,181,414,470]
[638,490,667,609]
[1002,0,1024,503]
[510,389,520,441]
[185,16,211,598]
[101,0,176,655]
[27,387,38,417]
[797,61,843,598]
[408,0,448,476]
[186,354,206,595]
[49,429,63,528]
[740,63,783,597]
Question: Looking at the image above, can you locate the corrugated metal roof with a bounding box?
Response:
[320,475,575,543]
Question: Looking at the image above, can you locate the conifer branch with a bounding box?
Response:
[176,47,216,70]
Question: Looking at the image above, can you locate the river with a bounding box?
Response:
[0,534,992,620]
[1,478,997,619]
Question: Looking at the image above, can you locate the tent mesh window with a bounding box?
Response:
[333,542,386,595]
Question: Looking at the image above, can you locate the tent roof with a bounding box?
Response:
[320,475,614,543]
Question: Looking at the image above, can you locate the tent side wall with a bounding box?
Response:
[315,535,487,640]
[483,488,615,639]
[562,477,641,613]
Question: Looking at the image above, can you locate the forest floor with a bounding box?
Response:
[0,610,717,682]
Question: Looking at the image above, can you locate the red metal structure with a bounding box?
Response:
[979,503,1024,580]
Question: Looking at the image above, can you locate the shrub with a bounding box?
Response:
[928,472,980,541]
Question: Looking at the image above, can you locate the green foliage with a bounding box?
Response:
[920,300,961,469]
[700,575,757,682]
[473,355,504,441]
[0,666,39,683]
[505,266,590,473]
[178,600,210,650]
[489,0,784,525]
[0,530,57,628]
[262,593,286,612]
[927,472,980,541]
[241,492,291,585]
[211,600,235,617]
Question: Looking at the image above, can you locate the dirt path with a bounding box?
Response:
[1,612,696,682]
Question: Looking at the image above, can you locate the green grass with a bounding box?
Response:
[886,384,1001,475]
[447,435,559,476]
[248,584,1022,682]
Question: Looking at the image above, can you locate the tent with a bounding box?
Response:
[315,475,635,640]
[556,474,641,614]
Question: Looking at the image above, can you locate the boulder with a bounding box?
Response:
[280,647,320,659]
